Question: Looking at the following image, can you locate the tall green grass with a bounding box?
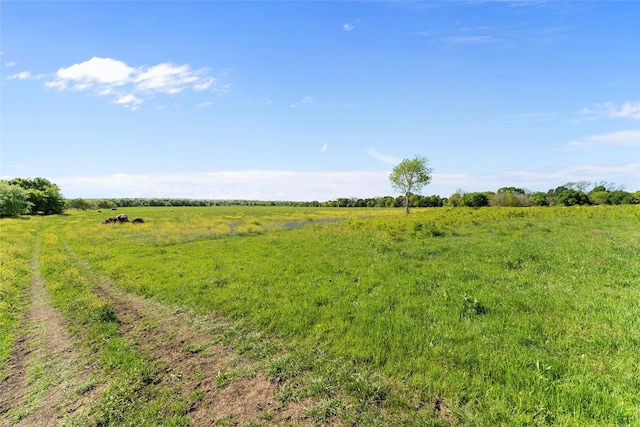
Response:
[6,205,640,424]
[0,217,41,379]
[36,228,192,426]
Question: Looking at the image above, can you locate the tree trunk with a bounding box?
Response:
[404,192,410,214]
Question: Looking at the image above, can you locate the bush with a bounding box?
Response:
[489,192,533,207]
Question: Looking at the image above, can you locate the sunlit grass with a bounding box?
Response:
[3,205,639,424]
[58,205,639,424]
[0,217,40,379]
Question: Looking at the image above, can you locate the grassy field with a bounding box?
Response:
[1,205,639,425]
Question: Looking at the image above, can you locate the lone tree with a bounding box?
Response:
[389,156,433,214]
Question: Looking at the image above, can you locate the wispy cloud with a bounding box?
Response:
[366,148,401,165]
[512,111,557,119]
[321,144,329,153]
[423,21,567,47]
[442,35,501,44]
[197,101,213,108]
[608,101,640,120]
[343,23,355,32]
[111,94,143,110]
[568,130,640,147]
[433,162,640,194]
[7,71,45,80]
[500,0,555,8]
[135,63,195,94]
[5,61,17,68]
[42,57,223,109]
[290,96,314,108]
[575,101,640,122]
[411,31,434,37]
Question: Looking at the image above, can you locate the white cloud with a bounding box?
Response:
[8,71,32,80]
[50,161,640,201]
[366,148,401,165]
[194,76,216,91]
[290,96,314,108]
[43,57,222,109]
[442,35,500,44]
[197,101,213,108]
[431,162,640,195]
[112,94,143,110]
[577,101,640,122]
[5,61,17,67]
[54,170,394,201]
[7,71,45,80]
[134,62,201,94]
[321,144,329,153]
[608,101,640,120]
[46,57,135,91]
[569,130,640,147]
[343,23,355,31]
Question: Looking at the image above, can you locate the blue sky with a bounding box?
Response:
[2,1,639,201]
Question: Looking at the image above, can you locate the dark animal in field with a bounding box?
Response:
[101,213,130,224]
[111,207,118,210]
[131,217,145,224]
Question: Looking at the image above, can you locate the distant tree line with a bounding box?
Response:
[2,177,638,218]
[443,182,639,208]
[62,182,639,212]
[64,198,314,210]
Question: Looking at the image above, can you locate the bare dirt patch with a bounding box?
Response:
[93,280,313,426]
[0,243,97,426]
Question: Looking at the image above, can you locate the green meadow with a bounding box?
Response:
[2,205,639,425]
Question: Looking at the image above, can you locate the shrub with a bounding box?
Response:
[489,192,533,207]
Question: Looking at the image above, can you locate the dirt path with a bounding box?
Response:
[1,238,317,426]
[67,243,313,426]
[0,238,96,427]
[93,284,310,426]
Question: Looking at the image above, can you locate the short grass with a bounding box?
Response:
[2,205,639,425]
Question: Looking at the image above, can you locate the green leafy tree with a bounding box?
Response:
[8,177,65,215]
[96,199,117,209]
[556,189,591,206]
[497,187,526,195]
[589,191,611,205]
[446,191,464,207]
[66,198,93,210]
[461,192,490,207]
[607,190,632,205]
[529,192,549,206]
[0,183,32,217]
[389,156,433,214]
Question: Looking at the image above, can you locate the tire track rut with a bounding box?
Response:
[67,244,313,426]
[0,237,97,426]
